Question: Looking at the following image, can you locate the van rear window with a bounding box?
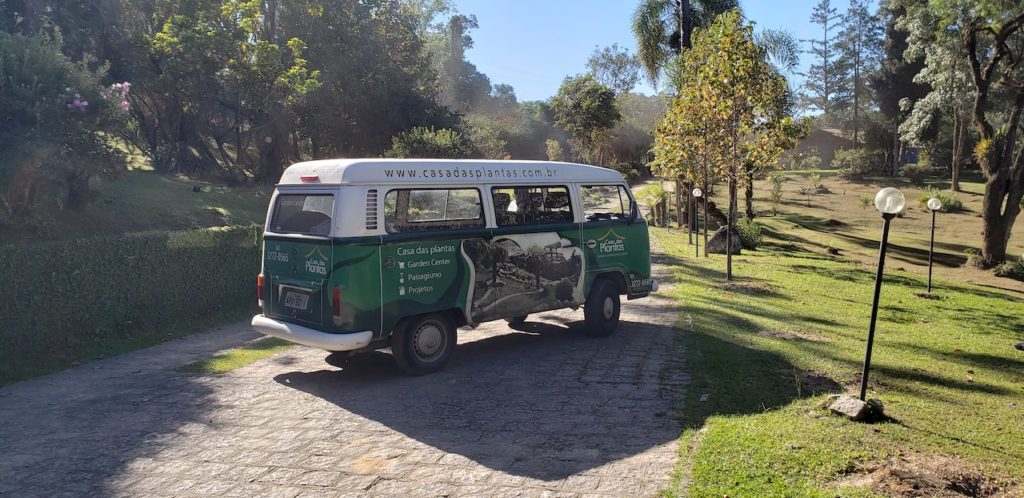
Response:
[270,194,334,236]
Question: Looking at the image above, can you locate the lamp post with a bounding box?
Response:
[692,187,703,258]
[926,197,942,294]
[860,187,905,402]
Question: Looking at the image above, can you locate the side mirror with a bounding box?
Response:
[627,199,639,225]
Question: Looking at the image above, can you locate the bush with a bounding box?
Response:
[0,225,262,383]
[964,249,984,269]
[834,148,884,178]
[384,127,477,159]
[917,187,964,213]
[735,217,763,250]
[994,257,1024,281]
[900,163,933,185]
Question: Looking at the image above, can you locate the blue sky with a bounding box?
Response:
[452,0,877,102]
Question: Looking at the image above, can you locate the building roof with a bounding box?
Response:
[278,158,624,186]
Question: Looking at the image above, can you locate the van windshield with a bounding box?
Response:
[270,194,334,236]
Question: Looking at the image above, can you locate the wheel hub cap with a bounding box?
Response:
[602,297,614,320]
[414,323,443,358]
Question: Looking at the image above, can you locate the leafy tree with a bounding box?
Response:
[550,75,622,164]
[384,127,476,159]
[901,0,1024,266]
[838,0,884,143]
[800,0,850,118]
[545,139,565,162]
[586,44,641,94]
[869,0,930,177]
[654,10,795,280]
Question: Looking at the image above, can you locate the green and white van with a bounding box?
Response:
[251,159,657,374]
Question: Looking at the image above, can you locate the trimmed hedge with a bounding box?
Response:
[1,225,262,383]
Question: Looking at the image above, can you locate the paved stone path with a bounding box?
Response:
[0,273,685,497]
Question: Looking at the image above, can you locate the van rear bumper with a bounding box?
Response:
[251,315,374,352]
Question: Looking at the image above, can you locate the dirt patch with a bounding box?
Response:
[717,281,777,295]
[833,453,1015,497]
[758,329,830,342]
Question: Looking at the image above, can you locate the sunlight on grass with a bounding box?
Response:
[177,337,292,374]
[649,228,1024,496]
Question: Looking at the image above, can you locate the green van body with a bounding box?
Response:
[252,159,656,368]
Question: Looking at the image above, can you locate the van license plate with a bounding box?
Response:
[282,290,310,311]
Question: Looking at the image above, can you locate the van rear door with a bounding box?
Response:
[262,192,336,329]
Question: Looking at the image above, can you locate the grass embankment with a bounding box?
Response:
[178,337,292,374]
[652,227,1024,496]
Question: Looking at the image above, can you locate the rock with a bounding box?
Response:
[828,395,885,422]
[706,226,742,255]
[1015,341,1024,351]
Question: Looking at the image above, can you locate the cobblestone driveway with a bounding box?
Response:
[0,280,685,497]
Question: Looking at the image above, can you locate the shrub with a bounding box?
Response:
[900,163,933,185]
[834,148,884,177]
[768,174,785,215]
[0,225,262,383]
[384,127,477,159]
[735,217,763,250]
[994,257,1024,281]
[917,187,964,213]
[964,249,984,269]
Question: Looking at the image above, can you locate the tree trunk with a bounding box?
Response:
[675,178,684,229]
[951,105,966,192]
[726,177,736,281]
[744,162,755,219]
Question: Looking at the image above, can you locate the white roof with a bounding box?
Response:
[278,158,624,186]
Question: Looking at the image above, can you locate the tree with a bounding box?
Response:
[631,0,739,88]
[869,0,930,177]
[384,127,477,159]
[586,44,641,94]
[901,1,1024,266]
[654,10,796,279]
[550,75,622,164]
[800,0,850,119]
[838,0,884,143]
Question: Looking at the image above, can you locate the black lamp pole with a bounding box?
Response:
[927,208,936,294]
[860,212,895,401]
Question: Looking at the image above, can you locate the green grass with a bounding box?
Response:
[177,337,293,374]
[651,228,1024,496]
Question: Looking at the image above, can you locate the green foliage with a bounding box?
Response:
[900,162,932,185]
[586,43,641,94]
[0,31,127,228]
[994,256,1024,281]
[768,174,785,215]
[384,127,477,159]
[0,225,262,383]
[545,139,565,162]
[178,337,291,374]
[630,0,739,87]
[917,187,964,213]
[550,75,622,164]
[833,147,884,177]
[735,217,763,249]
[963,248,984,269]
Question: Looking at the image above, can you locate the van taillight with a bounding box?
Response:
[332,287,343,325]
[257,274,265,307]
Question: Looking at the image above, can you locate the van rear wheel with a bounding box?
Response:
[584,279,620,337]
[391,313,457,375]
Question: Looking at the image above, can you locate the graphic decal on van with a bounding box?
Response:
[586,229,627,256]
[463,232,585,323]
[304,246,329,275]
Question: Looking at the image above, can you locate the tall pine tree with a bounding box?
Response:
[800,0,850,121]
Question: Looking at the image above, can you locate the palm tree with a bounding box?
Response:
[630,0,739,87]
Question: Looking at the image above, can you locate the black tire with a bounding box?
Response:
[391,313,457,375]
[584,278,620,337]
[506,315,528,325]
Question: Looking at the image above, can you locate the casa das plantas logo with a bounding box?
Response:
[587,229,626,255]
[304,247,329,275]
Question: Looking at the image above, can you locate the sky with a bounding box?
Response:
[451,0,878,102]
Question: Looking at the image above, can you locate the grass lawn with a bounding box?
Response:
[178,337,293,374]
[651,227,1023,496]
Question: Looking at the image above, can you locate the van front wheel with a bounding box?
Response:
[391,313,457,375]
[584,279,620,337]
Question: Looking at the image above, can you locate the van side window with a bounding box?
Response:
[384,188,484,233]
[581,185,630,222]
[491,186,573,226]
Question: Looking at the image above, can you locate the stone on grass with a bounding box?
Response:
[828,395,884,422]
[1015,341,1024,352]
[706,226,742,255]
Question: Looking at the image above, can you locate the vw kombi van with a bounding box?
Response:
[251,159,657,374]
